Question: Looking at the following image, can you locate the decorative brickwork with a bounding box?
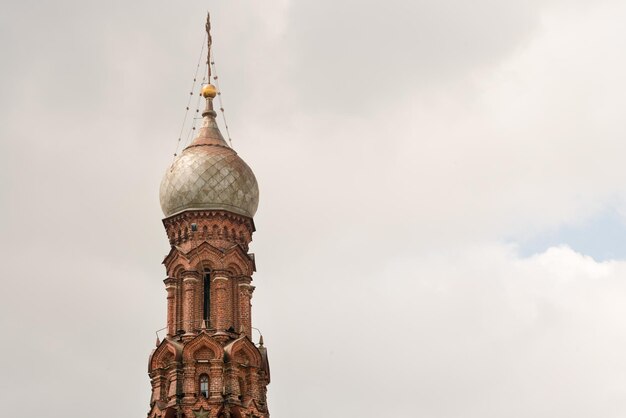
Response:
[147,210,270,418]
[163,210,255,252]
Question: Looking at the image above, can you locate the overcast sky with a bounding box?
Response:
[2,0,626,417]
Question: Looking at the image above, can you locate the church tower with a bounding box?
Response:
[147,13,270,418]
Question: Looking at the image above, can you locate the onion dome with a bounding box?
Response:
[159,90,259,218]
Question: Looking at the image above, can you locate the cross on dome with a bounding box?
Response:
[159,12,259,219]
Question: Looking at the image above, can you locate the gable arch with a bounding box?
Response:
[224,337,262,368]
[182,333,224,362]
[226,262,244,277]
[187,242,225,271]
[223,249,254,276]
[149,339,182,373]
[170,263,189,279]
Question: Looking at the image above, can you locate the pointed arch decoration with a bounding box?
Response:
[149,339,183,373]
[222,246,255,276]
[182,333,224,362]
[187,241,224,271]
[224,336,262,368]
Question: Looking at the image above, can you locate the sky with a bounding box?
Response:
[2,0,626,417]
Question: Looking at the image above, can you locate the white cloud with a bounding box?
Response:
[244,0,626,249]
[258,244,626,417]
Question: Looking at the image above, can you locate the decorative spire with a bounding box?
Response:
[201,12,217,118]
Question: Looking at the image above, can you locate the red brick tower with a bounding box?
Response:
[147,13,270,418]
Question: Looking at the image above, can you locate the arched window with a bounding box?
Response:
[199,374,209,398]
[203,270,211,327]
[238,376,246,400]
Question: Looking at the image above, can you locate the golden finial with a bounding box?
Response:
[201,84,217,98]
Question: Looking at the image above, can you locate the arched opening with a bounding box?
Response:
[203,269,211,327]
[199,374,209,398]
[218,407,242,418]
[238,376,246,400]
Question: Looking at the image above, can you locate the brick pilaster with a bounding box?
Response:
[209,360,223,401]
[212,271,232,331]
[165,278,177,337]
[182,272,200,334]
[238,281,254,339]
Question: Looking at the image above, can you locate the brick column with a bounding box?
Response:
[164,278,177,337]
[167,369,179,401]
[238,280,255,339]
[182,364,196,404]
[225,364,240,402]
[150,374,165,403]
[182,272,200,334]
[209,360,223,401]
[211,271,232,331]
[250,369,261,402]
[176,278,183,334]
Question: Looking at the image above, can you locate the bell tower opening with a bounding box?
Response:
[203,269,211,327]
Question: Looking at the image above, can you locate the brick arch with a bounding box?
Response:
[182,333,223,362]
[187,242,225,271]
[149,339,182,373]
[194,259,217,273]
[163,407,177,418]
[223,249,254,276]
[218,406,244,418]
[241,400,266,418]
[170,263,189,279]
[224,337,262,368]
[226,262,244,277]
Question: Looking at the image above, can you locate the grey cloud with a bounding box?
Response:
[2,0,626,417]
[285,0,540,112]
